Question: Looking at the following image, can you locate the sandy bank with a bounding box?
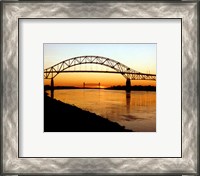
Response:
[44,95,132,132]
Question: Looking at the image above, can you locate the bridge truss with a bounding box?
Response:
[44,55,156,81]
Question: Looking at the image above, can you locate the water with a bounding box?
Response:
[47,89,156,132]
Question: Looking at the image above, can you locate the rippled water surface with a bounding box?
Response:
[48,89,156,132]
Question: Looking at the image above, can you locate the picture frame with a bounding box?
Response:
[1,0,199,175]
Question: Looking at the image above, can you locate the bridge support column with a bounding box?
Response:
[51,78,54,98]
[126,78,131,92]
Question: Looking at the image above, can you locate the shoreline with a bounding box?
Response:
[44,85,156,92]
[44,94,132,132]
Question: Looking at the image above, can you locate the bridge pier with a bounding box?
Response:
[126,78,131,92]
[51,78,54,98]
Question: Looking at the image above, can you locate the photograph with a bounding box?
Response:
[44,43,156,132]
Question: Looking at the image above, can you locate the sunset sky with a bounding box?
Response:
[44,44,156,87]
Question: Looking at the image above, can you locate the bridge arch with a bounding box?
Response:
[44,55,156,81]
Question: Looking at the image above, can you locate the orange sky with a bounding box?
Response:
[44,44,156,87]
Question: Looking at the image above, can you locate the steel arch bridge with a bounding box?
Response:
[44,55,156,81]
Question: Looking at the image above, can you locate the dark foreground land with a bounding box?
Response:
[44,94,132,132]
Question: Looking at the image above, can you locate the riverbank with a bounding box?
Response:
[44,85,156,91]
[106,85,156,91]
[44,94,132,132]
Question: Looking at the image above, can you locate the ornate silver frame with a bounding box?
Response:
[1,0,199,175]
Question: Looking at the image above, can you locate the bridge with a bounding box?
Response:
[44,55,156,96]
[83,82,101,89]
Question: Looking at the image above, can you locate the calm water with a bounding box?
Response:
[47,89,156,132]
